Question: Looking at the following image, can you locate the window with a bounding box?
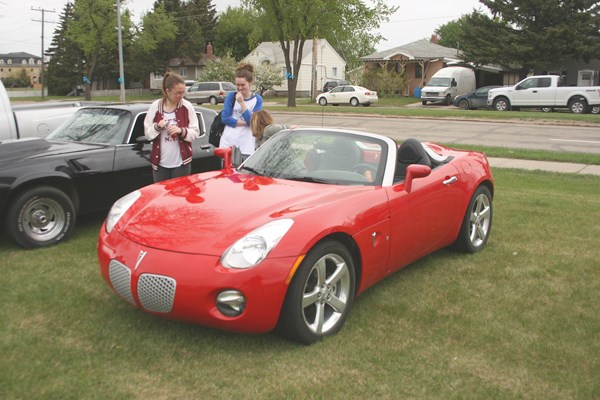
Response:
[179,67,188,77]
[332,67,338,77]
[538,78,551,88]
[415,64,423,78]
[22,60,27,64]
[0,59,4,64]
[7,59,12,64]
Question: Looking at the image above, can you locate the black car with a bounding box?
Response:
[322,79,350,92]
[0,104,221,249]
[452,86,501,110]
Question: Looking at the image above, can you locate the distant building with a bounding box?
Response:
[243,39,346,96]
[0,52,43,88]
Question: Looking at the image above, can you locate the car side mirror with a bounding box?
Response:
[404,164,431,193]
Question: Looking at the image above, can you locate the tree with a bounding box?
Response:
[66,0,133,100]
[46,2,86,95]
[435,19,463,49]
[457,0,600,72]
[214,6,262,60]
[254,63,284,95]
[244,0,396,107]
[195,53,237,82]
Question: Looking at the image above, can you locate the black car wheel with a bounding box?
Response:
[277,240,355,344]
[209,96,218,106]
[6,186,76,249]
[453,185,493,253]
[318,97,328,106]
[350,97,360,107]
[569,98,588,114]
[591,105,600,114]
[458,99,470,110]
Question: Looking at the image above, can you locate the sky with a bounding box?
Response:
[0,0,483,57]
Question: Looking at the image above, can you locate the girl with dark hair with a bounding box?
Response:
[219,62,263,160]
[144,72,200,182]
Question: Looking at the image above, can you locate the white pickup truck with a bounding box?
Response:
[487,75,600,114]
[1,80,85,140]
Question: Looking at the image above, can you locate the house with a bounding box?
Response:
[149,44,214,92]
[360,38,504,96]
[0,52,43,88]
[243,39,346,97]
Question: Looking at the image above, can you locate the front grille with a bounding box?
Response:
[137,274,176,313]
[108,260,135,305]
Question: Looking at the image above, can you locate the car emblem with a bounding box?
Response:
[134,250,147,271]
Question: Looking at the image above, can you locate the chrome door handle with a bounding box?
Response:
[443,176,458,185]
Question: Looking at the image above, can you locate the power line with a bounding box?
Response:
[31,6,56,100]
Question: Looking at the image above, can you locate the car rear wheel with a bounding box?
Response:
[569,98,588,114]
[492,97,510,111]
[5,186,76,249]
[350,97,359,107]
[209,96,218,106]
[277,240,355,344]
[453,185,492,253]
[591,105,600,114]
[318,97,328,106]
[458,99,469,110]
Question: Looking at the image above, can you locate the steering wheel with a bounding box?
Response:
[352,163,377,182]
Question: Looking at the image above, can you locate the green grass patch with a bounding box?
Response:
[1,170,598,399]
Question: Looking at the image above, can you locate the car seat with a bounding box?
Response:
[318,137,361,171]
[394,138,432,182]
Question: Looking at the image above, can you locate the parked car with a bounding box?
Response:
[316,85,378,107]
[487,75,600,113]
[0,104,221,249]
[421,67,476,106]
[185,81,236,105]
[322,79,350,92]
[452,86,502,110]
[98,130,494,344]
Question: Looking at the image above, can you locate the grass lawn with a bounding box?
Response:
[1,169,598,399]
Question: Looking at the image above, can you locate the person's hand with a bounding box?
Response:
[157,119,167,129]
[235,91,244,104]
[166,124,182,138]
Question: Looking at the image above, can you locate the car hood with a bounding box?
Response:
[0,138,104,167]
[117,171,373,255]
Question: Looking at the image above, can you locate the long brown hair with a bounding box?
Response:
[250,110,274,138]
[162,72,185,101]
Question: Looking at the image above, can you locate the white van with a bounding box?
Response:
[421,66,476,106]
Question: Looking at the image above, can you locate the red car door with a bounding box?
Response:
[386,163,463,272]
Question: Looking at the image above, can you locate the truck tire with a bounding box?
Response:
[568,97,588,114]
[591,106,600,114]
[492,97,510,111]
[446,95,452,106]
[5,186,76,248]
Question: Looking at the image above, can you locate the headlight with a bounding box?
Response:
[221,219,294,269]
[105,190,141,233]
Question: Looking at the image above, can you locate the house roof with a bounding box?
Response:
[0,52,40,60]
[246,39,345,66]
[360,39,461,63]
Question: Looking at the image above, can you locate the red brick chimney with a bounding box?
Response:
[207,42,213,59]
[430,34,439,44]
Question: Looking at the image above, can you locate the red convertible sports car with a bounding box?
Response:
[98,128,494,344]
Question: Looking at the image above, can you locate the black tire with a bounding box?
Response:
[458,99,469,110]
[277,240,356,344]
[209,96,218,106]
[5,186,76,249]
[541,107,554,113]
[350,97,360,107]
[492,97,510,111]
[591,105,600,114]
[421,100,427,106]
[453,185,492,253]
[318,97,328,106]
[569,98,588,114]
[445,95,452,106]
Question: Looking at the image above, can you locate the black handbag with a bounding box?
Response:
[208,94,236,147]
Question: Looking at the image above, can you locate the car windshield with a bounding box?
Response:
[222,82,236,90]
[47,108,132,145]
[427,77,451,87]
[240,129,387,186]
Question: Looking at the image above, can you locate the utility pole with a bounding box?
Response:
[31,7,55,100]
[116,0,126,103]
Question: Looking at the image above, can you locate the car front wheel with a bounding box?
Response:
[318,97,328,106]
[458,99,469,110]
[492,97,510,111]
[277,240,356,344]
[6,186,76,249]
[591,105,600,114]
[453,185,493,253]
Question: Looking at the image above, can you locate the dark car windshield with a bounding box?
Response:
[241,129,387,186]
[47,108,132,145]
[427,77,451,87]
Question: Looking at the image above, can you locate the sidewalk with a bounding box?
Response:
[488,157,600,176]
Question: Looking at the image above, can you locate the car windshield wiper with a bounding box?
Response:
[287,176,338,185]
[238,165,264,176]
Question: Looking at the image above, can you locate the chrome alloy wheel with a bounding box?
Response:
[469,192,491,248]
[21,197,66,241]
[302,253,352,335]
